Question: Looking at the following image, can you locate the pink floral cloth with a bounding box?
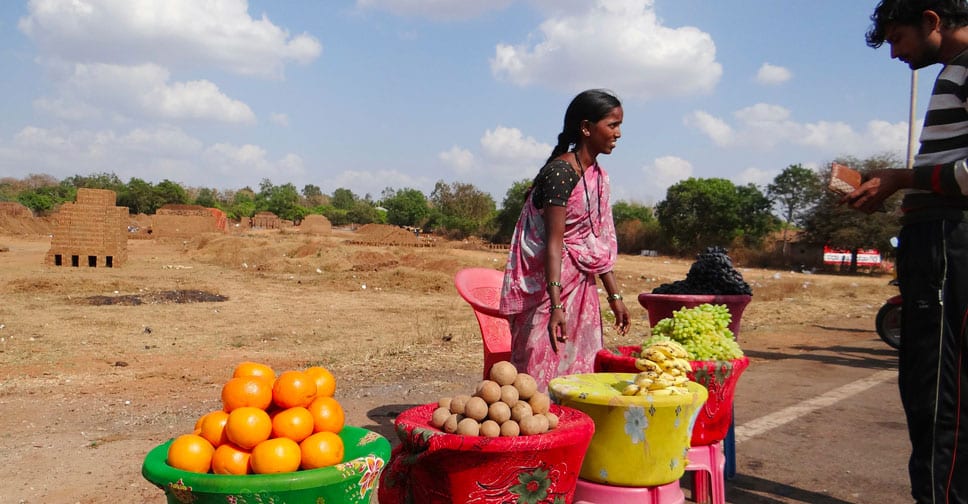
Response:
[499,163,617,392]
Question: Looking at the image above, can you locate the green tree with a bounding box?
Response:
[331,188,357,210]
[194,187,220,209]
[767,164,824,255]
[266,183,304,222]
[382,188,430,227]
[119,178,159,214]
[429,180,496,239]
[735,183,778,246]
[802,154,902,271]
[492,179,532,244]
[16,191,55,214]
[226,187,257,219]
[611,201,660,254]
[154,179,189,207]
[612,201,656,225]
[655,178,775,254]
[63,172,124,192]
[347,200,382,225]
[302,184,326,207]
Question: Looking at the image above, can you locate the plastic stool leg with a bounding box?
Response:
[712,442,727,504]
[686,443,727,504]
[693,470,711,504]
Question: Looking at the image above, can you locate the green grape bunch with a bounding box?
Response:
[642,303,743,361]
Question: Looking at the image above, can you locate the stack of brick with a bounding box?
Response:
[45,188,127,268]
[251,211,280,229]
[152,204,226,238]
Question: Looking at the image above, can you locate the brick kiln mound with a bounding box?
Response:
[353,223,418,245]
[299,214,332,235]
[0,202,52,236]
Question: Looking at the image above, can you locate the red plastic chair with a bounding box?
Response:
[454,268,512,379]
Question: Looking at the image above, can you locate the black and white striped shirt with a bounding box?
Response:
[906,48,968,220]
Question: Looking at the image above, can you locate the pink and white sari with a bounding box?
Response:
[499,163,617,392]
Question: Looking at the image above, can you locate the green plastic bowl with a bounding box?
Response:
[142,426,390,504]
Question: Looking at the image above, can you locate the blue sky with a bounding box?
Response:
[0,0,934,206]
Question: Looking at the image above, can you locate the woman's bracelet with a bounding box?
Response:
[607,293,623,302]
[550,303,564,311]
[547,281,562,288]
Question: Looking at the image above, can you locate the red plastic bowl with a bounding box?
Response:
[637,293,751,338]
[379,403,595,504]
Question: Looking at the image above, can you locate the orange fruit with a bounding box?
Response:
[304,366,336,398]
[167,434,215,473]
[271,406,314,442]
[307,396,345,434]
[272,370,317,409]
[211,443,252,475]
[299,431,344,469]
[221,376,273,412]
[225,406,272,450]
[233,361,276,381]
[250,437,301,474]
[198,410,230,447]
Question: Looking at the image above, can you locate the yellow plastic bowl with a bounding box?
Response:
[549,373,707,487]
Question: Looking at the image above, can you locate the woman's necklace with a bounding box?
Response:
[574,151,603,237]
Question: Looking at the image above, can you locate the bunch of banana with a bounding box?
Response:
[622,340,693,397]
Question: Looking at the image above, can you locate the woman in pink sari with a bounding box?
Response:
[499,89,631,392]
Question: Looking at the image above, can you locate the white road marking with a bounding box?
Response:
[734,369,897,444]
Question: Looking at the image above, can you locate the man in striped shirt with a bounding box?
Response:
[851,1,968,503]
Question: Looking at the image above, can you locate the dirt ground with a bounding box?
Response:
[0,228,903,503]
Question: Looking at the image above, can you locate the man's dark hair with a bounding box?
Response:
[867,0,968,48]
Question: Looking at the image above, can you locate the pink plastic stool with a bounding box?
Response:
[573,478,685,504]
[685,442,726,504]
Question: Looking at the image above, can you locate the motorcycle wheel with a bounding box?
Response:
[875,302,902,350]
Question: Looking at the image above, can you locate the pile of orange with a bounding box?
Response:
[166,362,346,475]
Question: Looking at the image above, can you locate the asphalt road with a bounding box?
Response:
[725,319,909,504]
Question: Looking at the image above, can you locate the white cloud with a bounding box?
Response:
[736,166,774,187]
[755,63,792,85]
[19,0,322,79]
[644,156,693,199]
[437,126,553,200]
[685,102,911,158]
[1,125,204,181]
[200,143,306,185]
[356,0,514,21]
[684,111,734,146]
[490,0,721,100]
[480,126,550,163]
[39,62,255,124]
[270,113,290,127]
[0,123,313,190]
[438,146,476,174]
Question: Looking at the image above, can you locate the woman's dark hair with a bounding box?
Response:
[547,89,622,162]
[867,0,968,48]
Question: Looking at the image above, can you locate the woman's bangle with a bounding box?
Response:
[547,281,562,288]
[550,303,564,311]
[607,293,623,302]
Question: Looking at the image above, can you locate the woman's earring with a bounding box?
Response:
[582,129,589,136]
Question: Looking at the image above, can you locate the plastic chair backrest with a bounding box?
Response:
[454,268,512,378]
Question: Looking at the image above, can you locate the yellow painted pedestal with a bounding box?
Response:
[549,373,707,487]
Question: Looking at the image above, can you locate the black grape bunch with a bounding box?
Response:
[652,246,752,296]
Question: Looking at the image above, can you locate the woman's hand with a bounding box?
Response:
[547,307,567,353]
[609,298,631,335]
